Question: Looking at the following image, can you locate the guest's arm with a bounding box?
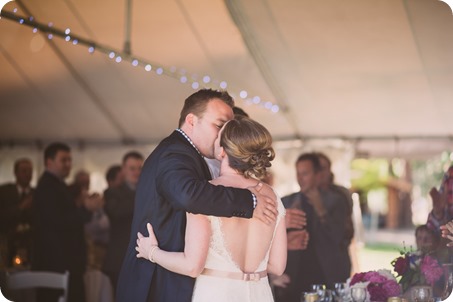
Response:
[440,220,453,247]
[136,214,210,278]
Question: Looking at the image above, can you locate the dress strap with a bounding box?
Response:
[201,268,267,281]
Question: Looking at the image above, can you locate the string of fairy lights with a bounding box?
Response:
[0,8,281,113]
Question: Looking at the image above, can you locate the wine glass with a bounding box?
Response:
[333,282,346,302]
[350,286,367,302]
[312,284,326,297]
[412,286,432,302]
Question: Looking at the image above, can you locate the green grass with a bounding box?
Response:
[364,242,405,252]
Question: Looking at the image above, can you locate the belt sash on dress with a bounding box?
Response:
[201,268,267,281]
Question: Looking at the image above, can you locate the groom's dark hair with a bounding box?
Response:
[178,89,234,127]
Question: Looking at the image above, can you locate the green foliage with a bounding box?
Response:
[351,159,389,193]
[411,152,452,197]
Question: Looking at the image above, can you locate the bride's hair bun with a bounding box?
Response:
[220,116,275,179]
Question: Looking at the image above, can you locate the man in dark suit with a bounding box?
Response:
[116,89,277,302]
[276,153,348,302]
[0,158,34,268]
[103,151,143,294]
[31,142,102,302]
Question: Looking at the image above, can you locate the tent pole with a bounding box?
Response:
[124,0,132,55]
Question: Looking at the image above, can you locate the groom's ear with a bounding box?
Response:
[185,113,196,128]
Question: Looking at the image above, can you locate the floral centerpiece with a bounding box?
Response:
[391,249,444,292]
[346,269,401,302]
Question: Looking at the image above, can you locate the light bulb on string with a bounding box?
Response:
[203,76,210,84]
[0,12,280,115]
[239,90,248,99]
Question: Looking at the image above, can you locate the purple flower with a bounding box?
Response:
[350,272,367,285]
[421,255,443,285]
[349,270,401,302]
[382,280,401,297]
[367,283,387,302]
[365,271,387,283]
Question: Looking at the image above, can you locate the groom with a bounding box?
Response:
[116,89,277,302]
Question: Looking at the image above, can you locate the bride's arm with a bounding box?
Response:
[136,213,210,278]
[267,215,287,276]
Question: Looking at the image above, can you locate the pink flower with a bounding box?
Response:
[421,255,443,285]
[367,283,387,302]
[382,280,401,297]
[365,271,387,283]
[348,270,401,302]
[350,272,367,285]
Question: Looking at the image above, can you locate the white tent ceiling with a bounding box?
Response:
[1,0,453,158]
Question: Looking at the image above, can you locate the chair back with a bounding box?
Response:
[7,270,69,302]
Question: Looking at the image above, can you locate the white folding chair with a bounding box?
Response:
[6,270,69,302]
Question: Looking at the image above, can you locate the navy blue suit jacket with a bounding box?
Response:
[116,131,255,302]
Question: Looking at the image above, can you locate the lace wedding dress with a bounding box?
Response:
[192,198,285,302]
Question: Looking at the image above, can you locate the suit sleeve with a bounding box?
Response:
[33,180,83,230]
[317,194,347,246]
[156,147,254,218]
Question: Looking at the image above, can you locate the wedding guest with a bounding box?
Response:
[105,164,123,189]
[32,142,102,302]
[416,224,440,254]
[427,165,453,235]
[0,158,34,268]
[102,151,144,294]
[275,153,348,302]
[315,152,352,275]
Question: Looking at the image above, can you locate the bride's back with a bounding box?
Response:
[212,177,277,273]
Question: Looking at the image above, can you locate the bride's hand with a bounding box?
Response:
[136,223,159,260]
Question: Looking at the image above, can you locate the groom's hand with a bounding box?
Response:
[248,182,278,225]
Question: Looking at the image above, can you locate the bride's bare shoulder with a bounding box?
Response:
[258,182,277,200]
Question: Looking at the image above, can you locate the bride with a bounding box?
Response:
[136,116,287,301]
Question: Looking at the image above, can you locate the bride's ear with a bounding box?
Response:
[217,147,225,160]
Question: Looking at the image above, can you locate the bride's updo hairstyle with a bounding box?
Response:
[220,116,275,179]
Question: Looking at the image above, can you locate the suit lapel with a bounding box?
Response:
[171,130,213,180]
